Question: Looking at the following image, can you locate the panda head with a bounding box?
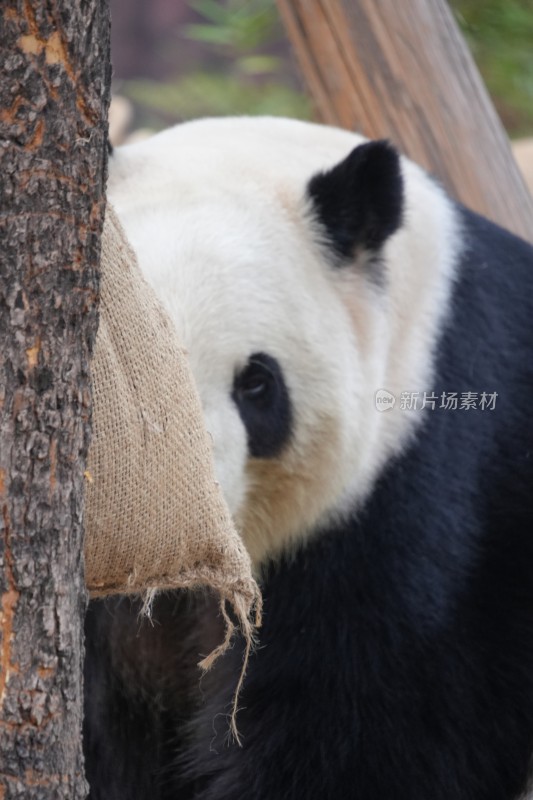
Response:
[109,117,458,564]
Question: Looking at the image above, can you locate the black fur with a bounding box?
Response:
[84,592,224,799]
[84,196,533,797]
[232,352,292,458]
[307,140,404,261]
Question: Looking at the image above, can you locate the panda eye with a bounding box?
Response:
[232,352,292,459]
[235,360,275,404]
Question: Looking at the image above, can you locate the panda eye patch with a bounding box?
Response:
[232,353,292,459]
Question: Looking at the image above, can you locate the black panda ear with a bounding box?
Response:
[307,140,404,262]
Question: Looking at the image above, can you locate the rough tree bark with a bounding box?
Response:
[276,0,533,243]
[0,2,110,797]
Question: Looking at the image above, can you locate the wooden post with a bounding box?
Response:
[0,2,110,795]
[277,0,533,243]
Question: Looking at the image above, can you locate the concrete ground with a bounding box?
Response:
[513,138,533,195]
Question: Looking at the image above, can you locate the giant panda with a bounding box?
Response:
[84,116,533,800]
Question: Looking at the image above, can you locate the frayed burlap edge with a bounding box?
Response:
[148,574,262,746]
[91,568,262,745]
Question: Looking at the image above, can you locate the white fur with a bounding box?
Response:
[108,116,460,564]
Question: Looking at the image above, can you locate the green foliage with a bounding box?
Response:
[121,0,310,129]
[451,0,533,136]
[125,73,310,123]
[185,0,279,51]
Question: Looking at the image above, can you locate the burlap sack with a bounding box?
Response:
[85,207,261,733]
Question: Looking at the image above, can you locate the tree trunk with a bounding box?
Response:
[0,2,110,797]
[276,0,533,243]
